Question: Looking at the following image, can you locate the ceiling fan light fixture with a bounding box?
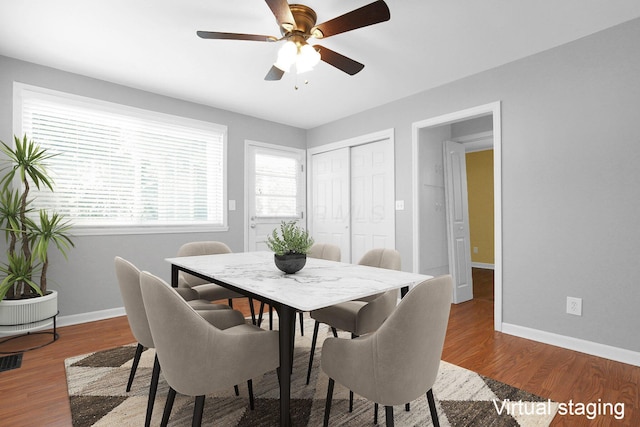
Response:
[296,43,321,74]
[274,40,297,72]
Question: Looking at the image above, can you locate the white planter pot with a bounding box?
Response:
[0,290,58,337]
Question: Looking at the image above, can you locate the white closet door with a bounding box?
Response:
[310,137,395,263]
[350,139,395,263]
[310,147,350,260]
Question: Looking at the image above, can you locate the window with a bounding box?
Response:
[254,152,299,217]
[14,84,227,234]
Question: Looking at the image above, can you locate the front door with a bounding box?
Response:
[246,142,306,251]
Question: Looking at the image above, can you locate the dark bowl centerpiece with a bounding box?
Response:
[266,221,314,274]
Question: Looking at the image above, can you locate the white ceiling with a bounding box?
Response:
[1,1,639,129]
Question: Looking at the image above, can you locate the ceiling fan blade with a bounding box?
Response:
[265,0,297,30]
[312,0,390,39]
[265,65,285,81]
[315,45,364,75]
[197,31,277,42]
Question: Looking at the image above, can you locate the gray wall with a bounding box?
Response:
[2,17,639,354]
[307,18,640,352]
[0,55,306,317]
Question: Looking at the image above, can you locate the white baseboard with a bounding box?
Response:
[471,262,495,270]
[502,323,640,367]
[58,307,126,328]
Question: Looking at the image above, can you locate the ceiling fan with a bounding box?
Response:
[197,0,390,80]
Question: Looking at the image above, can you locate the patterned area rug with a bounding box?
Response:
[65,319,557,426]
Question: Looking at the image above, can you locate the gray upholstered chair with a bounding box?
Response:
[114,256,242,427]
[139,271,280,427]
[321,275,453,427]
[308,242,341,262]
[306,248,401,387]
[177,241,257,323]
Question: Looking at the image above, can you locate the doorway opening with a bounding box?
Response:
[411,102,502,331]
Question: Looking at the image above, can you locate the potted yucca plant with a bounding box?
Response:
[0,135,74,336]
[266,220,313,274]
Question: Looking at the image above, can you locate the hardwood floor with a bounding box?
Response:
[1,285,637,426]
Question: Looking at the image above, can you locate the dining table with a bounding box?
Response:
[166,251,433,427]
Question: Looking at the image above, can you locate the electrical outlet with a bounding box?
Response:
[473,247,478,254]
[566,297,582,316]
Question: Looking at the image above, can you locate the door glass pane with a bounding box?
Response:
[254,153,299,217]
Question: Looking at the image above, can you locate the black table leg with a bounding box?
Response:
[171,264,179,287]
[274,303,295,427]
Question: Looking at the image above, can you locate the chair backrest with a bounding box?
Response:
[139,271,278,397]
[176,241,232,287]
[308,243,341,262]
[358,248,401,270]
[114,256,154,348]
[357,248,401,302]
[372,275,453,405]
[140,270,228,396]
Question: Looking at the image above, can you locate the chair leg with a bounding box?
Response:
[269,304,273,330]
[299,311,304,336]
[145,354,161,427]
[248,297,256,324]
[228,298,233,308]
[126,343,144,392]
[348,333,357,412]
[248,379,255,410]
[234,385,239,396]
[306,321,320,384]
[405,402,410,411]
[192,395,205,427]
[323,378,335,427]
[427,389,440,427]
[160,387,176,427]
[257,301,265,327]
[331,327,338,337]
[374,403,379,424]
[385,406,394,427]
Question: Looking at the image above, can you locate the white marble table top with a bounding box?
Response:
[166,251,433,312]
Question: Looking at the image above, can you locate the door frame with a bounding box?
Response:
[244,140,307,251]
[307,128,395,262]
[411,102,503,331]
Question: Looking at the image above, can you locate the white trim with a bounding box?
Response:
[306,128,394,156]
[57,307,126,328]
[502,323,640,367]
[71,224,229,236]
[471,262,495,270]
[452,131,494,152]
[411,102,502,331]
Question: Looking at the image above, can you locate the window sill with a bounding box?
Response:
[70,224,229,236]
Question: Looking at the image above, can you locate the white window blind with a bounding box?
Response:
[16,85,227,233]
